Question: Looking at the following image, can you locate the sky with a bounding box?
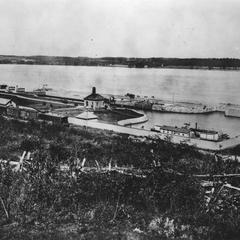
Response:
[0,0,240,58]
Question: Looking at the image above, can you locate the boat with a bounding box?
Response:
[33,88,46,96]
[33,84,52,96]
[151,123,223,142]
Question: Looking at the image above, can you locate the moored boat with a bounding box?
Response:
[151,124,227,142]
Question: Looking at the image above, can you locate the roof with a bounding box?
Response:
[18,106,38,112]
[76,111,98,120]
[157,125,190,134]
[0,98,12,105]
[39,113,68,119]
[84,93,105,101]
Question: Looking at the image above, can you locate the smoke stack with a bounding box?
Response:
[92,87,96,94]
[195,122,198,129]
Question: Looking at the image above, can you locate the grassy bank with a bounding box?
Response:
[0,117,239,239]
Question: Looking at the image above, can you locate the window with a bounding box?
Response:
[86,101,88,106]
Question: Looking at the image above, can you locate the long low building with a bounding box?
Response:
[6,106,38,120]
[152,125,191,137]
[38,113,68,125]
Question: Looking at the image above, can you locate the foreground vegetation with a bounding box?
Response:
[0,116,239,239]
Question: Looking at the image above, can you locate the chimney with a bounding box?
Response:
[92,87,96,94]
[195,122,198,129]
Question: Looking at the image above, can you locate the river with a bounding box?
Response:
[1,64,240,136]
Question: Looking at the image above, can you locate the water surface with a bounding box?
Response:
[1,64,240,136]
[1,64,240,104]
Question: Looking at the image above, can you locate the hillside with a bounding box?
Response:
[0,117,239,239]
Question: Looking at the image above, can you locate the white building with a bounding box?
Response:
[16,87,25,93]
[198,130,219,141]
[84,87,105,110]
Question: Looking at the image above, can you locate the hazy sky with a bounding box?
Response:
[0,0,240,58]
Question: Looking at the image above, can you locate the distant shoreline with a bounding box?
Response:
[1,55,240,70]
[0,62,240,71]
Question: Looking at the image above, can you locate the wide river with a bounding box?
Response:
[1,64,240,136]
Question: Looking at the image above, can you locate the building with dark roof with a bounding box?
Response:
[83,87,105,110]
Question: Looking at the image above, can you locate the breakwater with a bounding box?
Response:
[117,110,148,126]
[113,97,217,114]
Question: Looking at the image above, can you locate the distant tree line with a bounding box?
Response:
[1,55,240,69]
